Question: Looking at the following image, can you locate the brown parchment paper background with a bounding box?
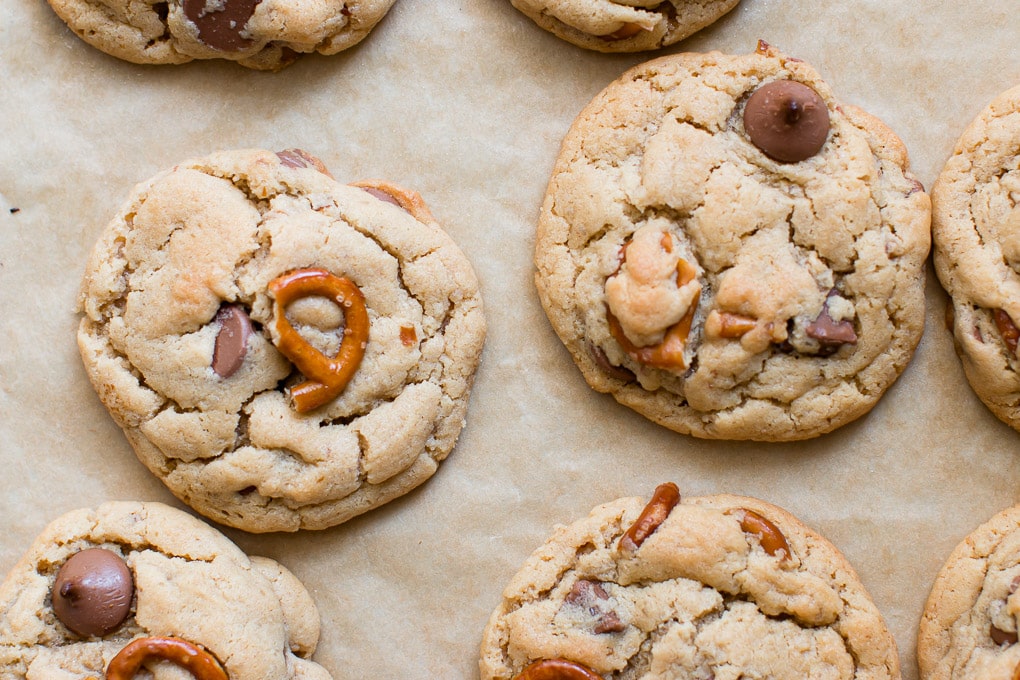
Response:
[2,1,1020,677]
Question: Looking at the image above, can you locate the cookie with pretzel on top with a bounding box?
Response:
[77,148,486,533]
[479,483,900,680]
[0,501,331,678]
[533,42,931,440]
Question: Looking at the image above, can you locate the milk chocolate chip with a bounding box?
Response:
[743,80,830,162]
[212,304,253,378]
[52,548,134,637]
[182,0,261,52]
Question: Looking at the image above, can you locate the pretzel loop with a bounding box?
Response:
[105,636,227,680]
[268,268,369,412]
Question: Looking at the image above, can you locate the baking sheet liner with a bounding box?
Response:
[2,1,1020,677]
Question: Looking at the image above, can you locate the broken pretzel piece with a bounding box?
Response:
[618,482,680,554]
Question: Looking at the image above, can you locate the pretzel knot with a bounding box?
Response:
[105,636,227,680]
[268,268,369,412]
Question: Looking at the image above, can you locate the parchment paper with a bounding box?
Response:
[2,1,1020,677]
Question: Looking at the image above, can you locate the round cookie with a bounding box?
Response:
[533,42,931,441]
[0,501,330,679]
[77,148,486,532]
[931,84,1020,433]
[918,504,1020,680]
[45,0,395,70]
[479,483,899,679]
[508,0,740,53]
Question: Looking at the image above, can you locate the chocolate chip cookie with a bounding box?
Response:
[918,504,1020,680]
[931,84,1020,432]
[479,483,900,679]
[0,501,331,679]
[533,42,931,441]
[77,148,486,532]
[509,0,739,52]
[45,0,395,69]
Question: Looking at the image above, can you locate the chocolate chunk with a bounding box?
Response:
[588,342,635,382]
[563,580,626,634]
[52,548,134,637]
[182,0,261,52]
[276,149,333,177]
[806,307,857,348]
[743,80,830,162]
[212,304,253,378]
[995,309,1020,355]
[359,186,404,208]
[991,624,1018,646]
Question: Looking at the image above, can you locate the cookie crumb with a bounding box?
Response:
[9,207,19,214]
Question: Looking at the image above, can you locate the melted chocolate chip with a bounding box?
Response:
[52,548,133,637]
[212,304,253,378]
[992,624,1019,646]
[743,80,830,162]
[182,0,261,52]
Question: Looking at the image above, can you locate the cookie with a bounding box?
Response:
[479,483,899,679]
[0,501,330,679]
[918,504,1020,680]
[45,0,395,70]
[508,0,739,53]
[533,42,931,441]
[77,148,486,532]
[931,85,1020,432]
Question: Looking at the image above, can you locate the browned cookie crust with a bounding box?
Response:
[45,0,395,69]
[533,43,931,441]
[918,504,1020,680]
[931,84,1020,432]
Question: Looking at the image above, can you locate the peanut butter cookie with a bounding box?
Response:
[77,148,486,532]
[533,43,931,441]
[931,85,1020,433]
[509,0,739,52]
[479,483,900,680]
[0,501,331,679]
[45,0,395,70]
[918,504,1020,680]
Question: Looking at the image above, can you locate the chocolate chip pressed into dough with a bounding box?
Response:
[0,501,331,679]
[44,0,396,70]
[508,0,740,53]
[479,485,900,680]
[77,148,486,532]
[918,504,1020,680]
[931,84,1020,433]
[533,43,931,441]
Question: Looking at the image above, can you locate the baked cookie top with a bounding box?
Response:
[533,43,931,441]
[45,0,395,70]
[918,504,1020,680]
[0,501,330,679]
[509,0,739,53]
[479,483,899,680]
[77,148,486,533]
[931,84,1020,432]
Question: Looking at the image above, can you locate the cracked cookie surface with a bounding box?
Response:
[931,85,1020,433]
[533,44,930,441]
[508,0,739,53]
[77,148,486,532]
[918,504,1020,680]
[0,501,330,679]
[46,0,395,69]
[479,485,899,680]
